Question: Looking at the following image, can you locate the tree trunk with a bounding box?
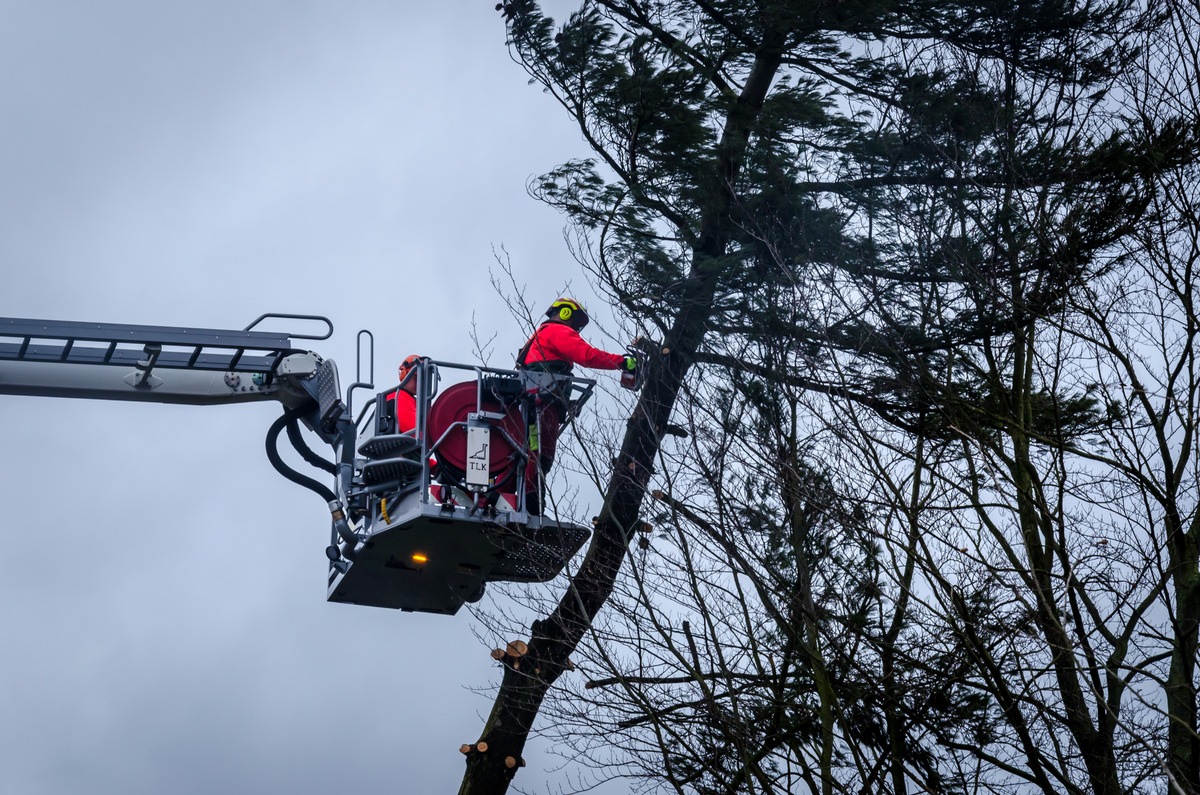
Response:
[456,40,785,795]
[1166,505,1200,793]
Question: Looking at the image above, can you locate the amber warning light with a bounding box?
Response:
[411,553,429,564]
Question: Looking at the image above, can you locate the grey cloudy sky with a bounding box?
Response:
[0,2,618,793]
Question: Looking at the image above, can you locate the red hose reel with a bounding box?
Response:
[426,381,526,492]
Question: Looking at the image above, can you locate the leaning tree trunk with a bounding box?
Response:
[456,42,785,795]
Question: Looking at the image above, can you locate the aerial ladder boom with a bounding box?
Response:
[0,314,592,615]
[0,315,338,413]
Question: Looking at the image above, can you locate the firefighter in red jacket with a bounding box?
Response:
[517,297,637,512]
[387,353,451,501]
[386,354,422,433]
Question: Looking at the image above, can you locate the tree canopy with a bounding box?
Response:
[459,1,1200,793]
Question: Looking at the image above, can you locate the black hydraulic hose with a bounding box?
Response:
[265,409,337,503]
[285,415,337,475]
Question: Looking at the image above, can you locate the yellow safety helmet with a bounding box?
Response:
[547,297,589,328]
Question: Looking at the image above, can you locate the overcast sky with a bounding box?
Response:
[0,2,621,793]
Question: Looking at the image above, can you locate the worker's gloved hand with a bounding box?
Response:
[623,355,639,371]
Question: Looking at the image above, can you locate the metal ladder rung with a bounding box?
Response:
[0,317,304,375]
[0,341,288,373]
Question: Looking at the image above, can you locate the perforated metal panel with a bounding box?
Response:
[360,457,423,486]
[315,359,342,430]
[357,432,420,459]
[488,522,591,582]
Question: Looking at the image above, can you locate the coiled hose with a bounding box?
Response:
[265,406,337,504]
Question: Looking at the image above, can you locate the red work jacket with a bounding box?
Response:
[384,389,417,433]
[517,321,623,371]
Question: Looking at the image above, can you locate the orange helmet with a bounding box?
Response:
[398,354,421,393]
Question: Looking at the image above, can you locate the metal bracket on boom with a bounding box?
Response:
[131,343,162,388]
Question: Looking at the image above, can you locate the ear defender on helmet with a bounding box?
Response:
[398,354,420,377]
[548,298,588,328]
